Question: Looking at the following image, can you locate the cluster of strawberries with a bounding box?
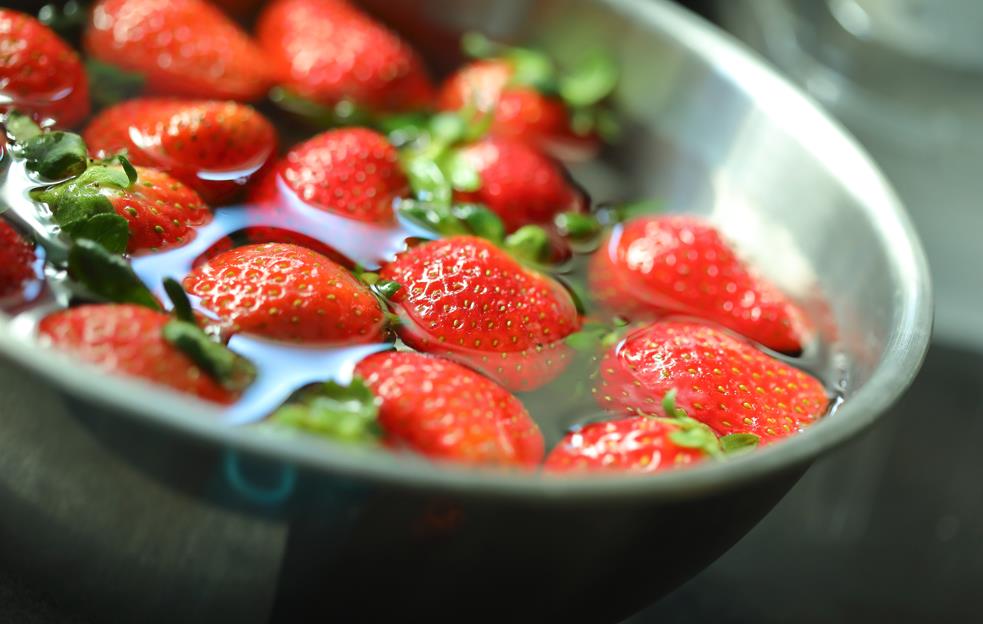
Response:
[0,0,828,475]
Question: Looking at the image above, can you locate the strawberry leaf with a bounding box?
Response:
[452,203,504,243]
[62,212,129,255]
[503,225,550,264]
[163,277,196,324]
[266,378,382,445]
[17,131,88,180]
[506,48,558,94]
[38,1,86,39]
[461,31,501,59]
[440,149,482,192]
[661,388,688,419]
[554,211,601,239]
[163,320,256,393]
[85,59,146,109]
[269,87,372,129]
[402,157,452,206]
[720,433,760,455]
[558,52,618,109]
[4,111,42,142]
[67,238,160,310]
[668,425,721,458]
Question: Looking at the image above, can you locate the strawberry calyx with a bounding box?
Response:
[67,238,160,309]
[564,317,630,352]
[268,86,374,130]
[261,377,383,446]
[659,389,760,458]
[460,32,620,141]
[356,270,404,329]
[5,111,88,180]
[85,59,146,110]
[32,153,137,253]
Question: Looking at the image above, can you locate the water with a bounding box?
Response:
[0,118,846,451]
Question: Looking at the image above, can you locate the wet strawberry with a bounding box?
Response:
[39,304,238,403]
[589,215,812,354]
[34,161,211,255]
[596,321,827,444]
[381,236,581,391]
[250,127,408,224]
[545,416,711,474]
[355,351,544,467]
[453,137,585,232]
[183,243,385,343]
[85,0,276,102]
[83,99,277,204]
[0,221,36,298]
[0,9,89,128]
[439,59,594,158]
[257,0,433,113]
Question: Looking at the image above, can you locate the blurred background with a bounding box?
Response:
[1,0,979,622]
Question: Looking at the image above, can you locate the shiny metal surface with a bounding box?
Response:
[0,1,931,621]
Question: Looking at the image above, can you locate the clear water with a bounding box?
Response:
[0,118,846,452]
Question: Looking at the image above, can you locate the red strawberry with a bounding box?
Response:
[34,162,211,255]
[439,59,596,159]
[84,0,276,102]
[83,99,277,204]
[453,137,585,233]
[0,220,36,298]
[0,9,89,128]
[183,243,385,343]
[545,416,711,474]
[249,127,408,224]
[355,351,544,467]
[381,236,581,391]
[257,0,433,113]
[596,321,827,444]
[39,304,238,403]
[589,215,812,354]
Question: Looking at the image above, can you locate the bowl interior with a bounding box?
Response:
[0,0,932,499]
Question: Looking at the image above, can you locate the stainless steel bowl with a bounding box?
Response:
[0,1,931,622]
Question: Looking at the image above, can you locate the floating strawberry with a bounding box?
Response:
[84,0,275,102]
[0,9,89,128]
[354,351,544,466]
[589,214,813,354]
[257,0,433,114]
[545,416,711,474]
[381,236,581,391]
[595,321,827,444]
[39,304,243,404]
[249,127,408,224]
[0,221,36,298]
[83,99,277,204]
[451,137,586,232]
[438,33,618,159]
[183,243,390,343]
[33,158,211,255]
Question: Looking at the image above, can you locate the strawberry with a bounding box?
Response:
[381,236,581,391]
[39,304,239,404]
[0,9,89,128]
[439,60,592,158]
[354,351,544,467]
[183,243,386,343]
[257,0,433,113]
[545,416,711,474]
[0,220,36,298]
[83,99,277,204]
[452,137,586,233]
[249,127,408,224]
[595,321,827,444]
[84,0,275,102]
[34,160,211,255]
[589,215,813,354]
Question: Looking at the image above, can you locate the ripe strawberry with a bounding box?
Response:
[355,351,544,467]
[183,243,385,343]
[39,304,238,403]
[257,0,433,113]
[596,321,827,444]
[83,99,277,204]
[439,59,593,158]
[589,215,812,354]
[381,236,581,391]
[545,416,711,474]
[452,137,586,232]
[249,127,408,224]
[0,9,89,128]
[84,0,275,102]
[0,220,36,298]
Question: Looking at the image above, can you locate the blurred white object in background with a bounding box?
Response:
[721,0,983,348]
